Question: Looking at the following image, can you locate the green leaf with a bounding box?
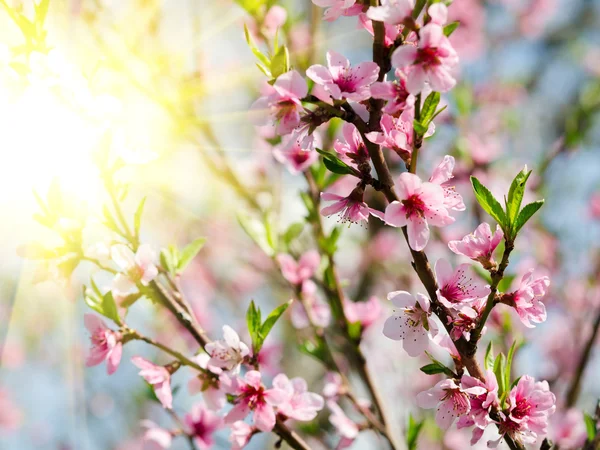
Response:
[506,167,532,227]
[347,321,362,341]
[246,300,262,351]
[244,24,271,70]
[412,0,427,19]
[420,91,441,125]
[34,0,51,26]
[505,341,517,396]
[160,247,178,275]
[259,300,292,343]
[493,353,507,401]
[85,290,121,325]
[263,213,278,253]
[513,200,544,235]
[270,45,289,79]
[471,176,506,228]
[237,211,274,256]
[406,414,424,450]
[484,342,494,371]
[133,196,146,237]
[443,21,460,36]
[283,222,304,246]
[316,149,356,176]
[299,339,328,363]
[413,120,428,137]
[584,413,597,441]
[177,238,207,272]
[510,376,522,390]
[419,362,454,377]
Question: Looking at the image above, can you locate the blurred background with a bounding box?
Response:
[1,0,600,449]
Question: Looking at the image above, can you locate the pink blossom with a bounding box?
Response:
[183,403,224,449]
[435,259,490,310]
[358,13,403,47]
[0,388,22,432]
[251,70,307,135]
[429,155,465,211]
[224,370,287,432]
[549,409,587,450]
[344,296,382,329]
[327,400,359,449]
[188,353,227,410]
[446,0,485,60]
[366,0,414,26]
[391,5,458,93]
[273,131,320,174]
[84,314,123,375]
[333,122,369,166]
[262,6,287,38]
[141,420,172,450]
[272,374,325,421]
[494,376,556,446]
[306,51,379,102]
[365,113,412,160]
[503,270,550,328]
[111,244,158,299]
[205,325,250,374]
[322,372,344,400]
[448,223,503,269]
[449,297,486,341]
[312,0,363,22]
[370,70,414,115]
[321,189,385,225]
[416,378,485,429]
[291,280,331,329]
[384,172,454,251]
[589,192,600,219]
[229,421,254,450]
[456,370,499,444]
[276,250,320,286]
[383,290,437,356]
[131,357,173,409]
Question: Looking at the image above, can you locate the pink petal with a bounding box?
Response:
[407,216,430,251]
[391,45,418,68]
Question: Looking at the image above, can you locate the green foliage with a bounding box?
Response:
[406,414,424,450]
[84,283,121,325]
[489,341,519,405]
[237,211,276,256]
[422,352,456,377]
[133,196,147,238]
[243,24,290,81]
[484,341,494,371]
[282,222,304,247]
[246,299,291,354]
[585,413,597,441]
[443,21,460,36]
[413,92,445,138]
[471,168,544,241]
[177,238,207,272]
[316,148,357,176]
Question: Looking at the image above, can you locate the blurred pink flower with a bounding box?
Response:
[277,250,320,286]
[0,388,22,432]
[131,357,173,409]
[549,409,587,450]
[307,51,379,102]
[448,223,503,269]
[184,404,224,449]
[589,192,600,219]
[229,421,254,449]
[327,400,359,449]
[370,70,413,115]
[291,280,331,329]
[272,374,325,421]
[366,0,414,25]
[312,0,363,22]
[188,354,227,410]
[273,131,320,174]
[384,172,454,251]
[141,420,172,450]
[344,296,382,329]
[84,314,123,375]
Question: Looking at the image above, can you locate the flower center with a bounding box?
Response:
[240,385,266,410]
[416,47,441,67]
[402,194,425,218]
